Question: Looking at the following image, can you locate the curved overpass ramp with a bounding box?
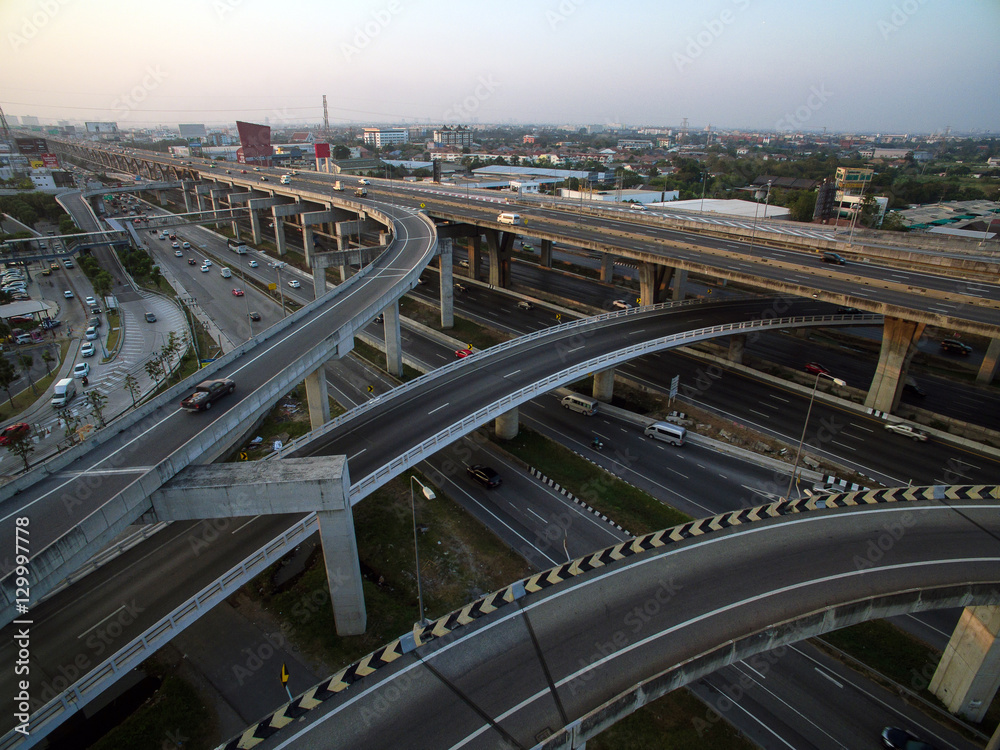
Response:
[221,486,1000,750]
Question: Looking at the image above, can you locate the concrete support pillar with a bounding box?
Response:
[976,338,1000,385]
[864,317,925,412]
[470,235,483,282]
[987,722,1000,750]
[930,606,1000,722]
[638,262,674,306]
[593,368,615,403]
[249,209,262,245]
[439,238,454,329]
[303,224,315,272]
[600,254,615,283]
[671,268,688,301]
[271,206,286,256]
[304,365,330,430]
[155,190,165,204]
[384,301,403,377]
[540,239,553,268]
[484,229,514,288]
[727,334,747,364]
[195,189,204,212]
[495,407,519,440]
[182,185,192,213]
[317,505,367,636]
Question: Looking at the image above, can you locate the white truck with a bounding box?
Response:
[332,181,344,191]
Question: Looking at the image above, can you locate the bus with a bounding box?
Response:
[227,238,248,255]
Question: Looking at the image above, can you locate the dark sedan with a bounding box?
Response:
[467,464,502,489]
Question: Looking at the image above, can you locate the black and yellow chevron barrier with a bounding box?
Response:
[218,484,998,749]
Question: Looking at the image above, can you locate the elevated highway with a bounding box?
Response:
[219,487,1000,750]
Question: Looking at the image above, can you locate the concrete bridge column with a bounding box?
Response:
[864,317,925,412]
[484,229,514,288]
[727,334,747,364]
[249,208,262,245]
[671,268,688,301]
[977,338,1000,385]
[469,235,483,282]
[194,187,205,212]
[930,605,1000,722]
[272,206,287,256]
[495,407,519,440]
[593,368,615,403]
[317,504,367,635]
[540,239,553,268]
[155,189,165,205]
[304,365,330,429]
[638,262,674,306]
[600,254,615,283]
[384,301,403,377]
[439,238,454,329]
[303,224,315,272]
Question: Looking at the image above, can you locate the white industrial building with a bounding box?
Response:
[362,128,408,148]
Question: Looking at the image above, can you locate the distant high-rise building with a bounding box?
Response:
[432,125,473,147]
[362,127,408,148]
[21,115,39,126]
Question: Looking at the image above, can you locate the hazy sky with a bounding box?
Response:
[2,0,997,133]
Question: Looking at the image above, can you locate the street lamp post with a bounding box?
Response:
[785,371,846,500]
[409,476,436,625]
[748,180,770,256]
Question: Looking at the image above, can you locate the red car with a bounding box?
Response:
[804,362,831,376]
[0,423,30,446]
[232,288,245,297]
[455,348,473,359]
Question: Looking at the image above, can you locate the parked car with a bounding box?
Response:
[0,423,30,446]
[84,326,98,340]
[804,362,831,376]
[883,422,929,442]
[940,339,972,355]
[467,464,502,489]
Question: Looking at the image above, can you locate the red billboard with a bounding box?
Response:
[236,121,272,167]
[41,153,59,168]
[314,143,331,159]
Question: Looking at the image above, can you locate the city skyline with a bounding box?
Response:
[1,0,998,133]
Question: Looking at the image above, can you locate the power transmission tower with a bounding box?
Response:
[322,95,330,134]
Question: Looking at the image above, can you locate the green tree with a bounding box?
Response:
[93,270,114,300]
[880,211,909,232]
[40,349,54,375]
[6,432,34,472]
[144,355,164,386]
[17,354,35,395]
[788,191,817,222]
[85,390,108,428]
[61,410,83,445]
[0,358,16,406]
[123,373,140,409]
[333,145,351,160]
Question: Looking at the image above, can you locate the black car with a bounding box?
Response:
[822,252,847,265]
[467,464,501,489]
[881,726,937,749]
[940,339,972,355]
[249,311,261,321]
[187,257,197,265]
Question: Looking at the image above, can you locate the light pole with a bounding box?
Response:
[700,170,707,213]
[847,177,868,248]
[409,475,436,625]
[785,371,846,500]
[274,262,286,316]
[748,180,770,256]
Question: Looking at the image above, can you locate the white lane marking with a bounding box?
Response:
[427,402,450,415]
[231,517,258,535]
[814,667,843,688]
[349,448,367,460]
[78,604,127,638]
[527,508,547,523]
[504,369,521,378]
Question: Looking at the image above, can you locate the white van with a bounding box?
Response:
[51,378,76,408]
[280,175,292,184]
[497,212,521,225]
[644,421,686,446]
[561,394,598,416]
[220,268,232,278]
